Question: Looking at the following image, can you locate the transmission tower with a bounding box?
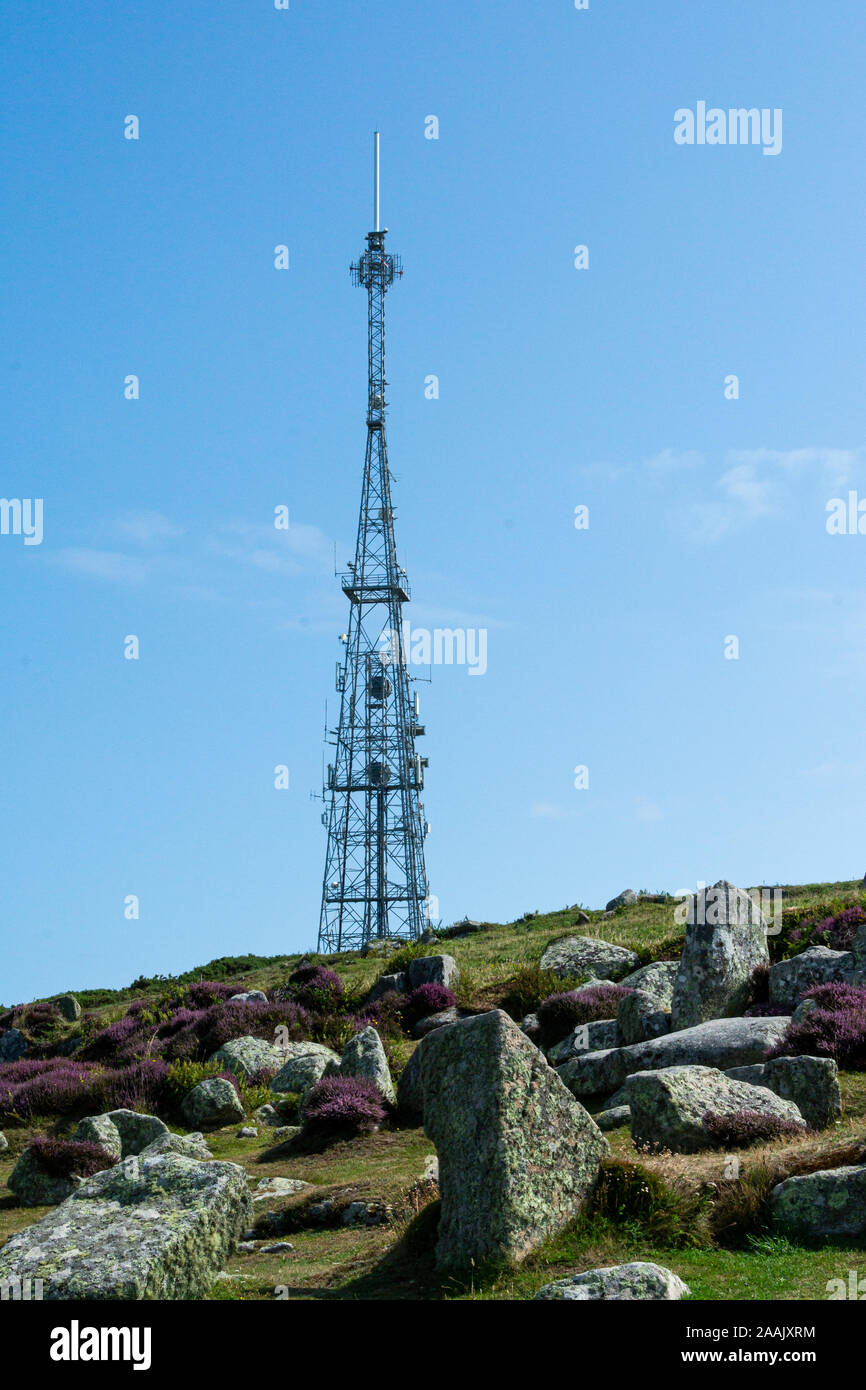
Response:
[317,133,431,954]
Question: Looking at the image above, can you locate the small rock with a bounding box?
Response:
[407,954,460,991]
[768,947,855,1012]
[229,990,269,1004]
[238,1127,258,1138]
[366,972,408,1003]
[270,1044,341,1095]
[620,960,679,1009]
[617,989,670,1046]
[261,1241,295,1253]
[0,1131,8,1152]
[548,1019,619,1065]
[336,1025,396,1105]
[595,1105,631,1131]
[535,1261,690,1301]
[209,1035,286,1080]
[237,1242,257,1253]
[252,1177,312,1200]
[254,1104,281,1127]
[540,936,639,982]
[0,1029,27,1062]
[413,1007,460,1038]
[182,1078,246,1130]
[55,994,82,1022]
[771,1164,866,1239]
[628,1065,807,1153]
[604,890,638,912]
[271,1125,302,1143]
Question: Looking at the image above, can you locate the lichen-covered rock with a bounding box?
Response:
[605,890,638,912]
[595,1105,631,1131]
[396,1043,424,1121]
[534,1261,690,1301]
[421,1010,608,1271]
[558,1016,790,1098]
[270,1048,336,1097]
[617,989,670,1046]
[0,1131,8,1152]
[557,1047,631,1098]
[670,881,769,1030]
[8,1147,83,1207]
[0,1152,253,1299]
[540,936,639,982]
[407,954,460,991]
[628,1065,806,1153]
[229,990,269,1004]
[414,1007,460,1038]
[141,1131,212,1161]
[252,1176,312,1201]
[366,971,408,1003]
[0,1029,27,1061]
[548,1019,619,1064]
[620,960,679,1008]
[73,1110,168,1160]
[208,1034,285,1079]
[791,996,819,1025]
[733,1055,841,1131]
[770,1165,866,1239]
[336,1026,396,1105]
[182,1078,245,1129]
[768,947,854,1011]
[764,1055,841,1130]
[55,994,82,1022]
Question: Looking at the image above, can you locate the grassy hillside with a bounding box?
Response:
[1,876,864,1301]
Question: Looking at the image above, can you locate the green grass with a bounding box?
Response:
[2,876,865,1300]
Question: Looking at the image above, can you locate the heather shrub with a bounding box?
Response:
[98,1059,170,1113]
[288,966,344,1011]
[744,1001,791,1018]
[186,981,240,1008]
[770,899,866,962]
[499,963,589,1021]
[352,991,408,1041]
[21,1001,62,1037]
[401,983,456,1029]
[537,984,633,1046]
[196,1000,311,1057]
[0,1060,101,1122]
[28,1137,117,1180]
[702,1109,807,1148]
[766,982,866,1070]
[301,1075,387,1142]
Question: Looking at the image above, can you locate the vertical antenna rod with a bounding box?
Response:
[373,130,380,231]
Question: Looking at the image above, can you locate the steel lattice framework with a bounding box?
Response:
[317,139,430,953]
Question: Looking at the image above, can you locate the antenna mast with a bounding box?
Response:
[316,135,431,953]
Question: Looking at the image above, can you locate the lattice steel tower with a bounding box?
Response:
[317,133,431,954]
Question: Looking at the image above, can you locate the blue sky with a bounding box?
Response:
[1,1,864,1002]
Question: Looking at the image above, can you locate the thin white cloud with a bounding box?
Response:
[530,802,565,820]
[55,549,150,583]
[113,511,185,547]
